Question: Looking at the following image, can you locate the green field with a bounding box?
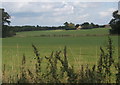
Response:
[2,28,119,72]
[15,28,109,37]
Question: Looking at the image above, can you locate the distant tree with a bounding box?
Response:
[95,24,99,28]
[109,10,120,34]
[91,23,102,28]
[36,25,39,28]
[68,22,75,29]
[63,22,75,30]
[81,22,92,29]
[75,24,80,28]
[64,22,69,28]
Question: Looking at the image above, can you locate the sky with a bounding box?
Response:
[1,1,118,26]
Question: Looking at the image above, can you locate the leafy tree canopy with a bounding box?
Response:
[1,8,11,25]
[109,10,120,34]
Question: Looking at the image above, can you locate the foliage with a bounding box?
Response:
[32,44,43,83]
[97,37,114,83]
[64,22,69,28]
[114,42,120,83]
[1,8,16,38]
[17,54,28,83]
[63,22,75,30]
[1,8,11,25]
[2,25,16,38]
[81,22,92,29]
[81,22,105,29]
[10,25,66,32]
[68,23,75,29]
[6,22,107,33]
[115,56,120,83]
[109,10,120,34]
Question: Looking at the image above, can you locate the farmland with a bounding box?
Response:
[1,1,120,83]
[2,28,118,71]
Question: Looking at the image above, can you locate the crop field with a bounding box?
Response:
[2,28,119,73]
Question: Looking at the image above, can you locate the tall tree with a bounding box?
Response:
[1,8,15,38]
[109,10,120,34]
[1,8,11,25]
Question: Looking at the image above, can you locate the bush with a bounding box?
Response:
[2,25,16,38]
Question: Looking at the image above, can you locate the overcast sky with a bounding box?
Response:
[1,2,118,26]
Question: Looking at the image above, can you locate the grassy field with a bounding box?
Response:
[2,28,118,72]
[15,28,109,37]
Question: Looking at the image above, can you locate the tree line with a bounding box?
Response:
[9,22,106,32]
[1,8,120,38]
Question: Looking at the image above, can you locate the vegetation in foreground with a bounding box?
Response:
[2,37,120,83]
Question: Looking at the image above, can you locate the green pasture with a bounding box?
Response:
[15,28,109,37]
[2,28,119,72]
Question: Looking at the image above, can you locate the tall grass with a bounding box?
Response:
[2,37,120,84]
